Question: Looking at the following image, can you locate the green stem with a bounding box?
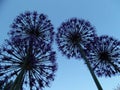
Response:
[79,45,103,90]
[10,70,24,90]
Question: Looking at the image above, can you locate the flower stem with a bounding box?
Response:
[10,70,24,90]
[79,45,103,90]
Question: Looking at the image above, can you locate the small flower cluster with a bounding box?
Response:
[56,17,120,77]
[0,11,57,90]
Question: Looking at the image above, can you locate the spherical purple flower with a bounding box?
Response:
[0,39,57,90]
[8,11,54,45]
[56,18,96,58]
[87,35,120,77]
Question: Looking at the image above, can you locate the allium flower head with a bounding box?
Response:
[56,18,96,58]
[87,35,120,77]
[0,39,57,90]
[8,11,54,45]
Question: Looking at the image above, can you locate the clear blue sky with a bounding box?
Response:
[0,0,120,90]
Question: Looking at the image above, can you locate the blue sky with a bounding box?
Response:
[0,0,120,90]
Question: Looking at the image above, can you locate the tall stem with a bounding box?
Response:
[79,45,103,90]
[10,38,34,90]
[10,70,24,90]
